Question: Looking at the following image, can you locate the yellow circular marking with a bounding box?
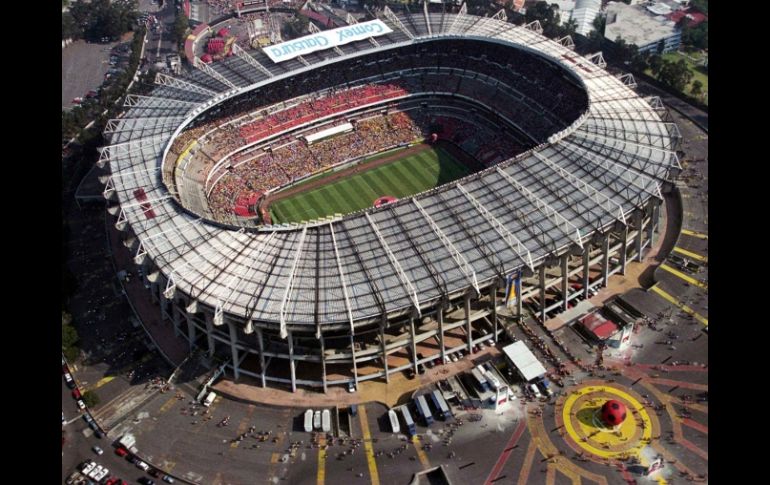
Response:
[562,385,652,459]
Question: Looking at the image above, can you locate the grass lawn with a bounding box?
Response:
[269,145,470,224]
[646,51,708,104]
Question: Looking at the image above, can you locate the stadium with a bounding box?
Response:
[101,5,681,392]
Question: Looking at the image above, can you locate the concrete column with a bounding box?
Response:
[172,304,181,338]
[288,330,296,393]
[256,327,266,388]
[620,225,629,275]
[380,323,389,384]
[635,210,644,262]
[602,233,610,287]
[350,335,359,389]
[228,323,240,381]
[186,313,196,351]
[561,255,569,312]
[539,264,546,322]
[437,306,446,363]
[648,199,658,246]
[491,286,498,343]
[409,316,418,376]
[204,312,215,358]
[319,335,328,393]
[582,247,591,299]
[159,284,168,320]
[465,293,473,354]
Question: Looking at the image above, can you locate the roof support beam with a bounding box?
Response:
[364,213,421,316]
[347,12,380,47]
[456,184,535,271]
[231,43,274,78]
[215,231,277,325]
[279,227,308,339]
[383,5,415,40]
[447,1,467,34]
[329,223,356,337]
[423,0,432,36]
[413,199,480,294]
[532,151,627,225]
[524,20,543,34]
[496,167,584,249]
[586,52,607,68]
[194,56,237,89]
[155,72,217,96]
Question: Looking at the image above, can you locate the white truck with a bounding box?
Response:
[202,391,217,407]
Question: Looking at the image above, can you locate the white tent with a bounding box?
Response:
[502,341,547,382]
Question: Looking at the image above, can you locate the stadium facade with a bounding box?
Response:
[101,6,680,391]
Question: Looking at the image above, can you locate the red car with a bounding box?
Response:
[115,447,128,457]
[72,388,82,399]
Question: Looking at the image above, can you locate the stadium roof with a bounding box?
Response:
[102,9,678,334]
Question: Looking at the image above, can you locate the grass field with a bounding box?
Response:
[269,145,470,223]
[645,50,708,105]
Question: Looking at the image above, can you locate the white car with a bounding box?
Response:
[88,465,103,479]
[92,445,103,455]
[77,399,86,410]
[93,466,109,481]
[136,460,150,471]
[347,382,356,393]
[81,461,96,475]
[529,383,542,399]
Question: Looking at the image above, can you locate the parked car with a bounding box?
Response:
[81,460,96,475]
[77,399,86,410]
[347,381,356,393]
[115,446,128,457]
[94,466,110,481]
[138,478,155,485]
[92,445,103,455]
[88,465,103,479]
[72,388,82,399]
[64,372,75,388]
[136,460,150,471]
[162,475,175,483]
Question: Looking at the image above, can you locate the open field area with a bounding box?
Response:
[268,144,471,223]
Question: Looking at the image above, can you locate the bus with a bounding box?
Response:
[471,368,490,392]
[415,395,434,426]
[430,390,452,420]
[485,370,502,391]
[388,409,400,434]
[304,410,314,433]
[321,409,331,433]
[400,405,416,436]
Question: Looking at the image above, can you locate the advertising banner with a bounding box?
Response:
[262,20,393,63]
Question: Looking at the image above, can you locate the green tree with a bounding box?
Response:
[173,11,189,48]
[525,1,562,38]
[62,12,81,39]
[82,390,100,408]
[690,79,703,97]
[62,323,80,361]
[648,54,663,76]
[282,15,310,39]
[658,58,693,92]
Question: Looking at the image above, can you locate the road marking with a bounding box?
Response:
[85,376,115,392]
[545,464,556,485]
[157,395,178,415]
[681,229,708,239]
[650,286,708,326]
[672,246,707,262]
[412,435,431,468]
[317,435,326,485]
[358,405,380,485]
[516,439,538,485]
[659,264,708,289]
[484,418,527,485]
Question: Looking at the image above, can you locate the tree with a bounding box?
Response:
[82,390,100,408]
[62,323,80,361]
[282,15,310,39]
[173,11,189,48]
[690,79,703,97]
[62,12,81,39]
[658,58,693,92]
[525,1,562,38]
[648,54,663,76]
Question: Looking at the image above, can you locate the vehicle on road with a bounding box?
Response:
[304,409,313,433]
[136,460,150,471]
[92,445,103,455]
[202,391,216,407]
[162,475,175,483]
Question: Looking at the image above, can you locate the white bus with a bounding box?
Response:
[471,368,490,392]
[485,370,502,391]
[321,409,331,433]
[415,395,434,426]
[388,409,400,434]
[304,410,314,433]
[400,406,416,436]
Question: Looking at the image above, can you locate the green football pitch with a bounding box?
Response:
[269,145,470,224]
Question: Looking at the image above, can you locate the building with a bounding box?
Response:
[547,0,601,37]
[605,1,682,54]
[101,8,678,393]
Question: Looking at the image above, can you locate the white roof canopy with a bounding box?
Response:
[502,341,547,382]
